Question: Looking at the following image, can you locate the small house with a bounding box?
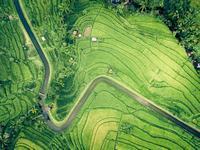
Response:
[197,63,200,69]
[92,37,97,42]
[9,15,13,20]
[73,30,78,36]
[41,36,46,41]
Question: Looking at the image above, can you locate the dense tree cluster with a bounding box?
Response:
[163,0,200,71]
[45,0,78,119]
[130,0,163,12]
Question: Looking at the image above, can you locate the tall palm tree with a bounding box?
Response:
[0,132,9,149]
[30,107,38,114]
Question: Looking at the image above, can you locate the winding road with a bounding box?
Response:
[14,0,200,138]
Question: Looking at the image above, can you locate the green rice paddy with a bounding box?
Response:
[1,0,200,149]
[15,82,200,149]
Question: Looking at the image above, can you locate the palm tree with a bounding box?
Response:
[117,4,125,15]
[0,132,9,149]
[139,0,148,12]
[35,120,45,131]
[30,107,38,114]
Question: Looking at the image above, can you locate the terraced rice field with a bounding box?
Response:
[65,82,200,149]
[51,4,200,128]
[2,0,200,149]
[15,125,67,149]
[15,82,200,149]
[0,0,42,123]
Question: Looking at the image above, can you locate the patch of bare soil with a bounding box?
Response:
[84,26,92,37]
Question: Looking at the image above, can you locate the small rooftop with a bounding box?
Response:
[41,36,46,41]
[9,15,13,20]
[197,63,200,69]
[73,30,78,36]
[92,37,97,42]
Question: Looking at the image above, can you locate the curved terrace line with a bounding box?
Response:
[14,0,200,138]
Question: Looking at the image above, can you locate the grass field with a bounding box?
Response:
[0,0,43,124]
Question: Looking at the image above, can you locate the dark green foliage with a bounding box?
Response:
[131,0,163,12]
[58,0,75,16]
[0,104,43,149]
[47,45,78,108]
[116,4,126,15]
[163,0,200,70]
[163,0,190,30]
[24,82,36,90]
[120,122,134,134]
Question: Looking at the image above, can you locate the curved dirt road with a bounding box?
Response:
[14,0,200,138]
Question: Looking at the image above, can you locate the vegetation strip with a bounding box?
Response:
[14,0,200,139]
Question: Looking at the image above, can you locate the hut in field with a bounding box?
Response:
[41,36,46,41]
[92,37,97,42]
[197,63,200,69]
[72,30,78,36]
